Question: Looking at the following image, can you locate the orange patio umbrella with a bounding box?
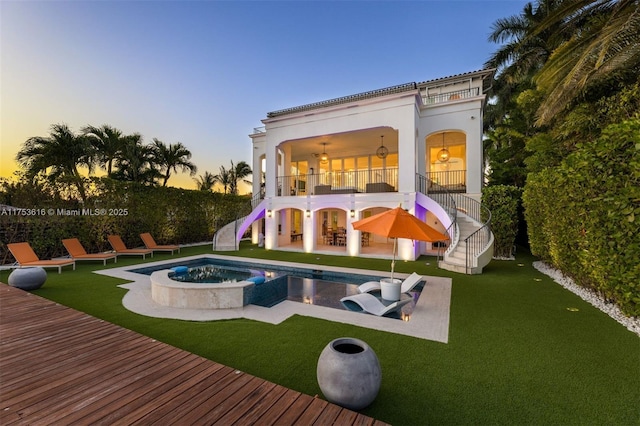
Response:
[352,206,449,279]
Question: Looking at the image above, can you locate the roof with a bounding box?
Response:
[266,68,495,119]
[416,68,496,88]
[267,82,417,118]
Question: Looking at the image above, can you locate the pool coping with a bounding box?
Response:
[95,254,452,343]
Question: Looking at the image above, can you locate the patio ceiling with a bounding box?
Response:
[282,127,398,162]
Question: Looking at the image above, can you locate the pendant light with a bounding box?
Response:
[320,142,329,164]
[376,135,388,159]
[437,132,450,162]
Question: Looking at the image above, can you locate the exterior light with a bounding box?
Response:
[267,209,272,218]
[320,142,329,164]
[376,135,388,159]
[350,209,355,218]
[437,132,450,163]
[306,210,311,217]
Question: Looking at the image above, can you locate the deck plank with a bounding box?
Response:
[0,285,388,425]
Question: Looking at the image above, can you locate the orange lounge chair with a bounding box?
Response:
[107,235,153,259]
[140,233,180,255]
[62,238,117,265]
[7,242,75,273]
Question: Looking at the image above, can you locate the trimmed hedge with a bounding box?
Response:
[523,120,640,316]
[482,185,522,259]
[0,178,252,263]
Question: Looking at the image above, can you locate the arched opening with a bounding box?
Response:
[426,131,466,192]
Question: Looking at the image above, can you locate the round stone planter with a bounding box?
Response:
[316,337,381,410]
[8,267,47,291]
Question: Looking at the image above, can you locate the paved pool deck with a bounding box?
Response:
[96,254,452,343]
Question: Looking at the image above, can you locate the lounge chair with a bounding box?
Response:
[340,293,412,317]
[62,238,117,265]
[140,233,180,254]
[358,272,423,295]
[7,242,75,273]
[107,235,153,259]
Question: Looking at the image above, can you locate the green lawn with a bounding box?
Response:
[2,243,638,425]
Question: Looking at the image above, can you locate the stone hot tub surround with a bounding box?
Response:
[150,270,254,309]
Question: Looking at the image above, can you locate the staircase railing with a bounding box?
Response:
[416,173,492,273]
[415,174,457,263]
[452,194,492,274]
[213,192,263,251]
[251,190,265,209]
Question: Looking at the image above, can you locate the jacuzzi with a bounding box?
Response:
[150,270,254,309]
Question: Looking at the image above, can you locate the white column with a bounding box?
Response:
[264,208,276,250]
[303,208,316,253]
[347,209,360,257]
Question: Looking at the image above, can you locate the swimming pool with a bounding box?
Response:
[130,257,423,317]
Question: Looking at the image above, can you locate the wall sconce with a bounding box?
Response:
[267,210,272,218]
[350,209,355,218]
[306,210,311,218]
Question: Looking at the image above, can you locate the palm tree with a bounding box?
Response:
[532,0,640,124]
[230,160,252,195]
[194,171,219,192]
[484,0,568,127]
[16,123,94,202]
[152,139,197,187]
[111,134,161,184]
[215,165,233,194]
[81,124,126,177]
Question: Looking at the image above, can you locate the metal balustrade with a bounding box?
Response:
[276,168,398,196]
[424,170,466,193]
[422,87,480,105]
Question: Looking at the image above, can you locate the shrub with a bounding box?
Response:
[523,120,640,316]
[483,185,522,259]
[0,178,252,263]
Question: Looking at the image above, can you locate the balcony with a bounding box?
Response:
[277,168,398,196]
[422,170,466,193]
[421,88,480,106]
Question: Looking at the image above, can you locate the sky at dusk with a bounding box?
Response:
[1,0,529,190]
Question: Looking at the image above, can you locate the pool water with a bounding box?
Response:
[170,265,272,284]
[130,258,423,319]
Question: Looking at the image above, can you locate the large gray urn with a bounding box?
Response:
[8,267,47,290]
[316,337,381,410]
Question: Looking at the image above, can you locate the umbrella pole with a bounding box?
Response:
[391,238,397,281]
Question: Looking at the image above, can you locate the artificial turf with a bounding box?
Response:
[1,243,638,425]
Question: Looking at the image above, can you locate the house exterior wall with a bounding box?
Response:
[418,98,485,197]
[261,91,418,198]
[249,69,492,260]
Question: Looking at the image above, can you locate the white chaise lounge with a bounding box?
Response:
[358,272,423,295]
[340,293,412,317]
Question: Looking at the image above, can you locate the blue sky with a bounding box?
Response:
[1,0,528,190]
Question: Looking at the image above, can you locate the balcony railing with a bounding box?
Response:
[424,170,466,193]
[274,169,465,196]
[422,88,480,106]
[277,168,398,196]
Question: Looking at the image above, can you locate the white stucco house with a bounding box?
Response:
[217,69,495,274]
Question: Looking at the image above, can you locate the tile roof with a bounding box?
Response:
[266,69,495,119]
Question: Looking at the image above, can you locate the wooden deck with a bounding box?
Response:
[0,285,388,425]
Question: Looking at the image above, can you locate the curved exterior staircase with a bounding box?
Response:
[212,197,265,251]
[416,175,494,275]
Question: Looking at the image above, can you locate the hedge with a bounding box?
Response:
[522,120,640,316]
[0,178,252,264]
[482,185,522,259]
